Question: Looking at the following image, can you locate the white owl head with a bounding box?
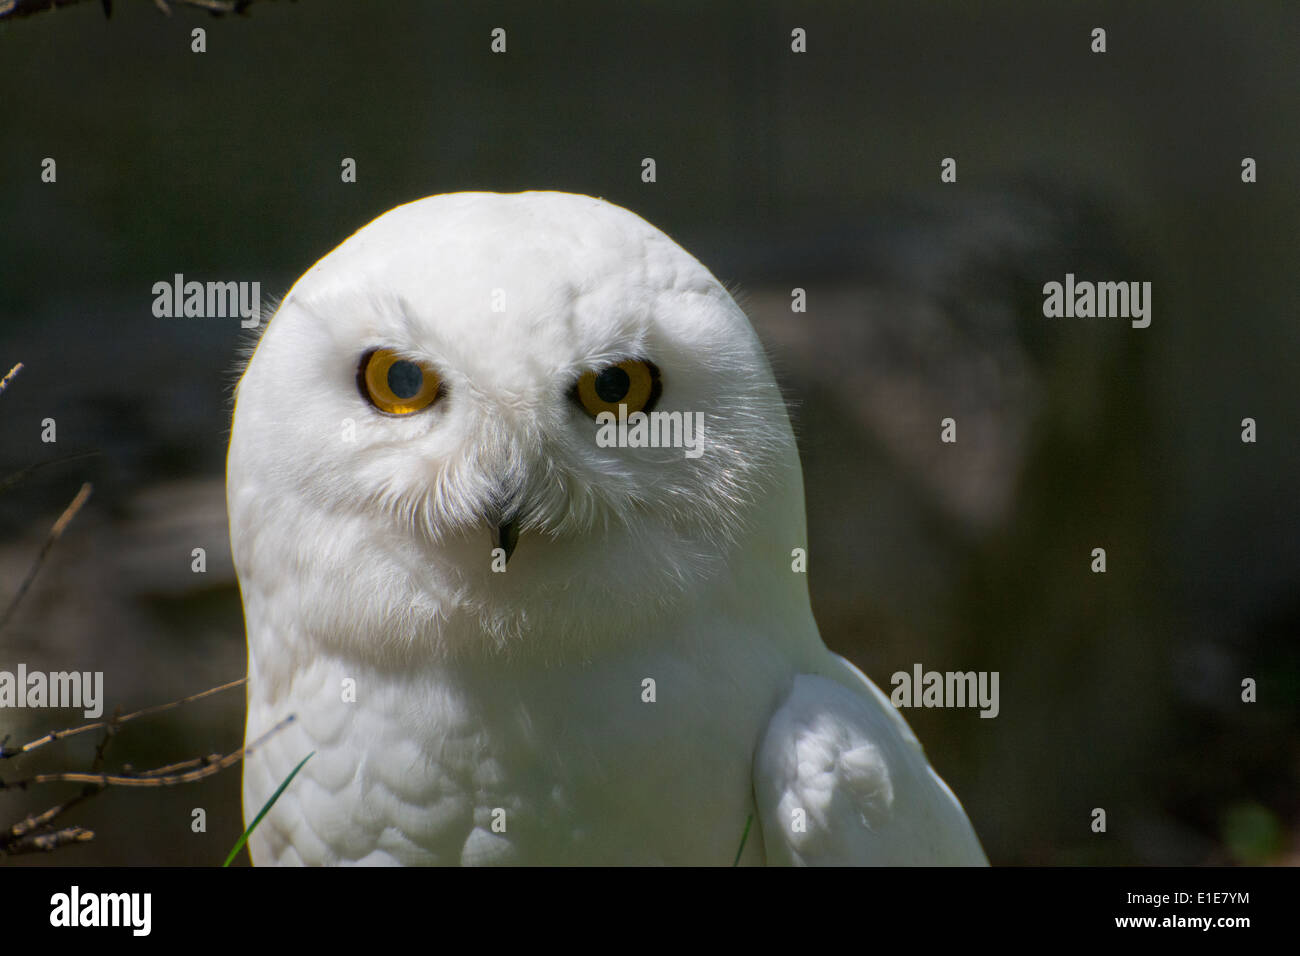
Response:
[228,192,808,666]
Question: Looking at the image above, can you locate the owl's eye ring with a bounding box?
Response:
[574,359,661,418]
[358,348,443,415]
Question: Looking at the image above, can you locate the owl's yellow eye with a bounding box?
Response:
[358,349,442,415]
[575,359,661,418]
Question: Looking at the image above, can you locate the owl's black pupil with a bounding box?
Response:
[594,367,630,403]
[387,361,423,399]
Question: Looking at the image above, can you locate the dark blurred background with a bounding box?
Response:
[1,0,1296,866]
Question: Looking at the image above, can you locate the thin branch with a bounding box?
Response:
[0,0,84,16]
[0,679,281,857]
[0,482,92,634]
[153,0,256,14]
[5,785,100,840]
[89,707,121,773]
[2,714,295,790]
[3,826,94,855]
[130,753,217,778]
[0,451,102,497]
[0,676,247,759]
[0,0,265,19]
[0,362,21,397]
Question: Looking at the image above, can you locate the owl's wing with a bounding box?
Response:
[753,656,988,865]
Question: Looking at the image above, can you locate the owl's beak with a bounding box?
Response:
[491,515,520,563]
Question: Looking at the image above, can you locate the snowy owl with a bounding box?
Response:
[227,191,987,866]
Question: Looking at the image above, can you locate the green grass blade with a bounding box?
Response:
[222,751,314,867]
[732,813,754,866]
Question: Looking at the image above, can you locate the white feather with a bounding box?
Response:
[228,191,986,865]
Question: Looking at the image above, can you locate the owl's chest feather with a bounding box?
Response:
[244,648,785,865]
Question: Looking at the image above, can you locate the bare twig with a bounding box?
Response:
[5,785,100,841]
[0,712,293,855]
[131,753,219,777]
[0,677,273,857]
[152,0,256,14]
[3,826,94,855]
[0,0,266,19]
[0,676,247,759]
[0,451,102,497]
[0,481,92,634]
[0,362,21,397]
[2,714,294,790]
[89,707,121,772]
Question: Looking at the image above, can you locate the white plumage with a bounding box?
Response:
[227,191,987,865]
